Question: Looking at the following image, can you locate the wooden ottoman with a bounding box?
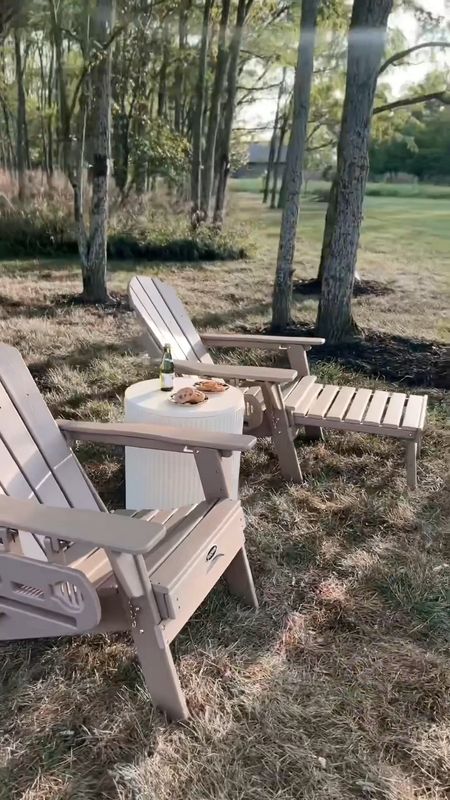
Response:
[286,377,428,489]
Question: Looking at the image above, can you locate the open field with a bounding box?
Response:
[0,192,449,800]
[232,177,450,201]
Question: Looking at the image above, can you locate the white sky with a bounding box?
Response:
[240,0,450,133]
[391,0,450,92]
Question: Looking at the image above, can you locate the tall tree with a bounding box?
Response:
[316,0,394,342]
[270,101,289,210]
[263,66,286,205]
[79,0,115,302]
[191,0,214,217]
[13,26,27,201]
[174,0,191,134]
[200,0,231,216]
[271,0,320,331]
[213,0,253,225]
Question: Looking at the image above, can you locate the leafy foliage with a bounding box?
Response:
[129,120,191,188]
[370,103,450,181]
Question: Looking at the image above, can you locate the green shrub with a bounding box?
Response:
[0,199,77,257]
[0,198,251,261]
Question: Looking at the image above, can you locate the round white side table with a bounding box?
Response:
[124,377,245,510]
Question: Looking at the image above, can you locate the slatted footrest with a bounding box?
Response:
[287,380,428,441]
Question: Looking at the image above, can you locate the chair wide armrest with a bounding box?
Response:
[0,496,166,555]
[201,333,325,349]
[173,360,297,385]
[57,419,256,454]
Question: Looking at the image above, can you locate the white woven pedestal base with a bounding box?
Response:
[124,377,245,510]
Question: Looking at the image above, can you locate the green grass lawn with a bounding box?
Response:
[232,191,450,344]
[0,192,449,800]
[231,176,450,201]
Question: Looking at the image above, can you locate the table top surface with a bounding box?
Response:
[125,376,245,418]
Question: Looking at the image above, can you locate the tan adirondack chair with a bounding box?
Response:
[0,344,258,720]
[129,277,428,489]
[129,276,326,482]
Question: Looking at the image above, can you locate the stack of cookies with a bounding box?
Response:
[172,386,206,405]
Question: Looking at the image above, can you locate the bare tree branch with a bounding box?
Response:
[378,41,450,75]
[306,138,335,152]
[373,90,450,114]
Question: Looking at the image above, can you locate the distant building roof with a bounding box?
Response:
[248,142,288,164]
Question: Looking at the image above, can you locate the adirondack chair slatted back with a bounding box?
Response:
[0,345,105,556]
[129,276,213,364]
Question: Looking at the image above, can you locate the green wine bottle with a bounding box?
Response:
[160,343,175,391]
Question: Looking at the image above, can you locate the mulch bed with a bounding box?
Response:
[258,324,449,389]
[58,291,131,314]
[293,278,394,298]
[311,331,449,389]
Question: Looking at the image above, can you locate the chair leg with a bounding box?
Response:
[303,424,324,441]
[270,413,303,481]
[131,608,189,721]
[416,434,422,460]
[406,441,418,490]
[261,384,303,482]
[224,546,258,609]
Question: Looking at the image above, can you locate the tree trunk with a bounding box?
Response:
[157,20,169,119]
[270,106,289,210]
[49,0,71,174]
[1,97,14,172]
[174,0,191,133]
[317,177,337,284]
[263,67,286,205]
[47,44,54,184]
[37,44,49,178]
[82,0,115,303]
[112,35,130,195]
[271,0,319,332]
[316,0,394,342]
[70,4,90,277]
[277,163,287,209]
[190,0,214,217]
[14,28,26,201]
[213,0,251,226]
[263,132,276,206]
[200,0,231,217]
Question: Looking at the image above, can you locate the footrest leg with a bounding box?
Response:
[406,441,418,490]
[304,425,324,442]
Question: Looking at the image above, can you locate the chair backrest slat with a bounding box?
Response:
[129,276,212,364]
[153,278,212,364]
[0,441,47,559]
[0,438,36,501]
[0,382,69,507]
[0,345,104,512]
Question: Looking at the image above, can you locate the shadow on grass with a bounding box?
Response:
[28,336,145,385]
[193,302,270,330]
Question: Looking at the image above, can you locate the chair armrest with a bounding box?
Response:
[173,360,297,385]
[201,333,325,350]
[0,496,166,555]
[57,420,256,454]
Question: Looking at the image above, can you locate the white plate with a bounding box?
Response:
[194,381,229,393]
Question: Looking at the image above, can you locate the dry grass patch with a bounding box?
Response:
[0,194,449,799]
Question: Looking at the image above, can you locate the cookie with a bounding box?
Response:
[196,380,226,393]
